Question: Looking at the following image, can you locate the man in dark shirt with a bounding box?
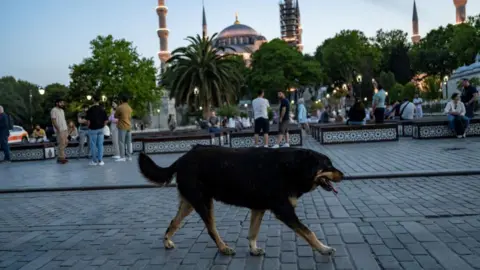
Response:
[86,96,108,166]
[273,91,290,148]
[461,78,479,119]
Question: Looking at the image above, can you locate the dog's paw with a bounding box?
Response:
[164,239,175,249]
[249,248,265,256]
[317,246,336,256]
[220,246,236,256]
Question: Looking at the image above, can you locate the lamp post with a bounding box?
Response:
[86,95,92,101]
[443,75,449,99]
[101,95,107,102]
[356,74,363,99]
[29,87,46,127]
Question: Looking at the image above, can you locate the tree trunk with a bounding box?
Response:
[202,105,210,120]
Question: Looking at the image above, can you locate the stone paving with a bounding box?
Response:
[2,176,480,269]
[1,136,480,191]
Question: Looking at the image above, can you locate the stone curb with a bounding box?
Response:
[1,170,480,194]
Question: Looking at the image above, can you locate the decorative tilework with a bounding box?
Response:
[44,147,56,159]
[413,122,480,139]
[230,132,302,148]
[132,142,143,152]
[0,148,45,161]
[403,124,413,136]
[321,128,398,145]
[144,139,211,154]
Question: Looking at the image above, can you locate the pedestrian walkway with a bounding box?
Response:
[1,176,480,269]
[1,137,480,192]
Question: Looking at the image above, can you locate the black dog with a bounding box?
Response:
[138,145,343,256]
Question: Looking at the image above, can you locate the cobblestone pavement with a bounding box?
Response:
[1,137,480,191]
[1,176,480,269]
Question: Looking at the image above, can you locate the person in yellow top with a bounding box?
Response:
[114,95,133,162]
[32,124,46,142]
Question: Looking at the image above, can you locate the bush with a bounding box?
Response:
[389,83,404,102]
[267,107,274,120]
[402,82,417,101]
[240,112,248,118]
[216,105,239,118]
[309,101,324,113]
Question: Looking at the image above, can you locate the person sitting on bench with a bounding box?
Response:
[444,93,469,138]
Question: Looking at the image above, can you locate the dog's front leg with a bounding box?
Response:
[272,202,335,256]
[248,210,265,256]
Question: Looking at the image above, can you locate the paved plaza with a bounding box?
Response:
[1,136,480,191]
[1,176,480,269]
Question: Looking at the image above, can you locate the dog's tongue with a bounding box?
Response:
[329,183,338,194]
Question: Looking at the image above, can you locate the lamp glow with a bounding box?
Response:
[38,88,45,95]
[86,95,92,101]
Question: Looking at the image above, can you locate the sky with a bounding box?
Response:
[0,0,478,87]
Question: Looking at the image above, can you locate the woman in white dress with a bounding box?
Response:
[109,102,120,159]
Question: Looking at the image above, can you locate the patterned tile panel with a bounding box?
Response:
[414,122,480,139]
[321,128,398,145]
[144,139,211,154]
[230,133,302,148]
[0,148,45,161]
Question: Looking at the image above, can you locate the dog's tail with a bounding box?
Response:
[138,152,177,186]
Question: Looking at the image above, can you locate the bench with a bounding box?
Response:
[412,118,480,139]
[1,143,56,161]
[140,134,213,154]
[229,125,303,148]
[310,123,398,145]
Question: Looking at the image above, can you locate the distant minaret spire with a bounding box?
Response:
[156,0,170,73]
[279,0,302,52]
[202,0,207,39]
[454,0,467,24]
[412,0,420,44]
[296,0,303,52]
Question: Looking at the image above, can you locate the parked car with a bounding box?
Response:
[8,125,29,144]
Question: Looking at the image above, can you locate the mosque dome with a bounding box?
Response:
[214,13,267,50]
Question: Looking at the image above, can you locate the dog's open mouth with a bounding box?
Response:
[318,177,338,194]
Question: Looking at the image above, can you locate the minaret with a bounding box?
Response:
[202,0,207,39]
[156,0,170,73]
[296,0,303,52]
[411,0,420,44]
[454,0,467,24]
[279,0,301,51]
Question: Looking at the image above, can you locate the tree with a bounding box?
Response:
[378,71,396,92]
[410,23,480,77]
[389,83,404,102]
[372,29,412,84]
[421,76,442,100]
[69,35,160,118]
[315,30,380,84]
[402,82,417,101]
[249,39,310,101]
[161,34,244,118]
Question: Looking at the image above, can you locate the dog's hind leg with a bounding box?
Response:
[272,201,335,256]
[248,210,265,256]
[194,198,236,256]
[163,196,194,249]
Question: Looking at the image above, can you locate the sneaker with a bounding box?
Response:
[112,155,121,159]
[57,159,68,164]
[271,144,279,149]
[255,145,260,148]
[457,135,463,138]
[127,157,132,161]
[263,145,269,148]
[115,158,126,162]
[463,133,466,138]
[89,161,98,166]
[98,161,105,166]
[281,143,290,148]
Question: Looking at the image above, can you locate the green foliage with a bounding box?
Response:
[216,104,239,118]
[389,83,404,102]
[410,23,480,77]
[315,30,380,84]
[402,82,417,101]
[309,101,324,112]
[162,34,244,118]
[421,76,442,100]
[267,107,274,120]
[378,71,396,91]
[249,39,323,101]
[239,112,248,118]
[69,35,160,118]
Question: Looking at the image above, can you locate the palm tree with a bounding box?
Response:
[161,34,244,118]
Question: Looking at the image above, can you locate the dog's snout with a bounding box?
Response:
[331,169,344,182]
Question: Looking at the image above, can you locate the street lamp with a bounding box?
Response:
[86,95,92,101]
[356,75,362,83]
[364,97,367,102]
[326,94,331,99]
[101,95,107,102]
[38,88,45,95]
[199,106,203,110]
[194,87,199,95]
[443,75,449,99]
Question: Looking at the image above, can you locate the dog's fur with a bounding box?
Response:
[138,145,343,256]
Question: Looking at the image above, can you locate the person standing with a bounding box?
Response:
[109,101,120,159]
[85,96,108,166]
[252,90,270,147]
[77,106,90,158]
[461,78,479,119]
[297,98,310,134]
[272,91,290,148]
[115,95,133,162]
[51,98,69,164]
[372,85,387,124]
[413,94,423,118]
[0,106,12,163]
